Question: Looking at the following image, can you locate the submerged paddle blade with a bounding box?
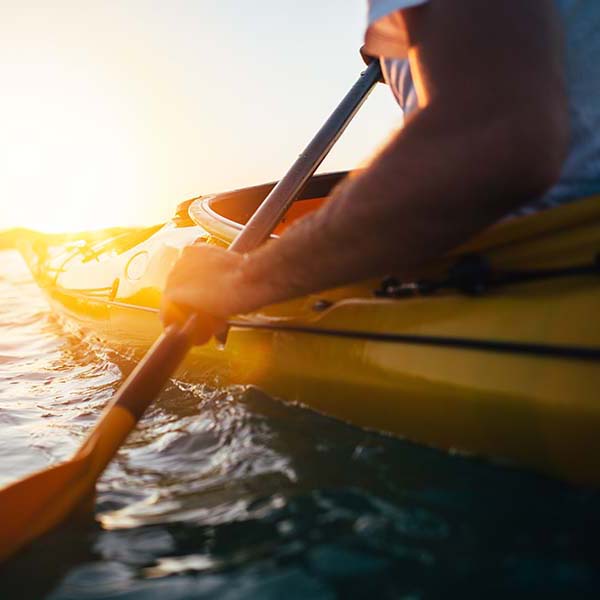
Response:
[0,332,183,562]
[0,402,139,562]
[0,454,93,562]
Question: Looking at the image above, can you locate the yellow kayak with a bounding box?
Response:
[22,172,600,485]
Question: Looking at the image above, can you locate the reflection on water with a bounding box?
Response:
[0,250,599,599]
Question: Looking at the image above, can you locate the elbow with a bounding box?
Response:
[422,92,571,215]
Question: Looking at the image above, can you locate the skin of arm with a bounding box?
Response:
[162,0,569,338]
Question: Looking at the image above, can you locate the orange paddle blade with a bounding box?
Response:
[0,453,92,562]
[0,405,136,562]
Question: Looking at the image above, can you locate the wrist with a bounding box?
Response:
[230,251,275,315]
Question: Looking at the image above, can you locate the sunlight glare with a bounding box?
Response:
[0,1,401,235]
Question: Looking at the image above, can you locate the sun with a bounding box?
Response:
[0,15,179,235]
[0,63,152,234]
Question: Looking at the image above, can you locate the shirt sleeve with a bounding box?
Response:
[380,57,418,114]
[364,0,429,58]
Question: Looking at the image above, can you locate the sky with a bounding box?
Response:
[0,1,402,232]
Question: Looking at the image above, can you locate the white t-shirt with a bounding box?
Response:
[365,0,600,209]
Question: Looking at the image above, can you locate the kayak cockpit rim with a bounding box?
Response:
[189,171,350,240]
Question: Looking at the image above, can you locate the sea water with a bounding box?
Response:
[0,249,598,599]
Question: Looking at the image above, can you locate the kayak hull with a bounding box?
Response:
[23,173,600,485]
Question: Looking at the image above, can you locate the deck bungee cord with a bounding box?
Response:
[40,286,600,362]
[375,253,600,297]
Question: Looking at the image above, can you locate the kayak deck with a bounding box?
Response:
[23,173,600,485]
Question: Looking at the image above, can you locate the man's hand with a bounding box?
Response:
[160,244,249,344]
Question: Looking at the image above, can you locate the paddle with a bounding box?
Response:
[0,60,382,562]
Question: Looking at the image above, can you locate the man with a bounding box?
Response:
[162,0,599,341]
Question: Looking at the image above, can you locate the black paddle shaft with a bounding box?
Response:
[111,60,382,423]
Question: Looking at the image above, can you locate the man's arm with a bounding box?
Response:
[164,0,569,322]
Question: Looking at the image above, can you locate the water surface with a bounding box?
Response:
[0,250,598,599]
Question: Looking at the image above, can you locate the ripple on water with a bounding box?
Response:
[0,249,599,599]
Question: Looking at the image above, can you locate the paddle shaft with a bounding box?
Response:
[0,60,382,564]
[84,60,383,466]
[231,60,382,253]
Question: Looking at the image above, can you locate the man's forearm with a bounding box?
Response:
[238,101,564,313]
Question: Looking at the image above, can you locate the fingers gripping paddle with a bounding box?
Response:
[0,61,382,562]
